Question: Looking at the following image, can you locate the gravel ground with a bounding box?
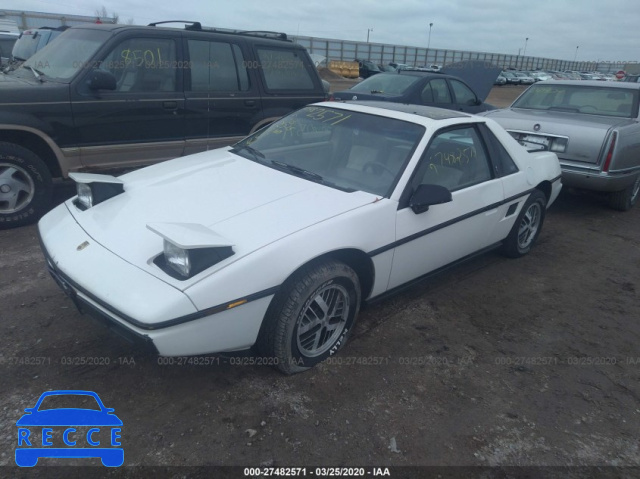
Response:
[1,83,639,479]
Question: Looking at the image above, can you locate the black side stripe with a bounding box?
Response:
[368,188,538,258]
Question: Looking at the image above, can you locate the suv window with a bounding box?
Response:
[99,37,177,92]
[187,40,249,92]
[257,47,314,90]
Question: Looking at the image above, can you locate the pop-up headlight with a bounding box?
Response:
[147,223,235,280]
[69,173,124,210]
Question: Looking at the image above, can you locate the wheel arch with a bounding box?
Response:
[0,126,66,178]
[535,180,552,201]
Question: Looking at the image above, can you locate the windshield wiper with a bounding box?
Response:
[232,144,265,162]
[27,66,45,82]
[271,160,324,182]
[370,90,384,94]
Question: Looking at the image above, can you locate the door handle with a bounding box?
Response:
[163,101,178,110]
[244,100,256,107]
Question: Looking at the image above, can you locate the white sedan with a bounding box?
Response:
[38,101,562,374]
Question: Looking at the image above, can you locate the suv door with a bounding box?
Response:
[71,33,185,169]
[183,37,260,154]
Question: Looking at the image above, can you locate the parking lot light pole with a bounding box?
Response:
[428,23,433,50]
[574,46,579,62]
[367,28,373,43]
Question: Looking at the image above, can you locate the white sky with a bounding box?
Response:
[3,0,639,62]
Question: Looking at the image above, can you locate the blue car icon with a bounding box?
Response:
[16,390,123,467]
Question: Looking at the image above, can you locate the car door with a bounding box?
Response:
[183,37,262,155]
[417,77,454,110]
[387,123,506,290]
[449,78,485,113]
[71,33,185,169]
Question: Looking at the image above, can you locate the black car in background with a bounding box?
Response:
[0,21,327,227]
[500,71,521,85]
[355,59,382,78]
[330,71,496,114]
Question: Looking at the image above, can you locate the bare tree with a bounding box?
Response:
[95,6,119,24]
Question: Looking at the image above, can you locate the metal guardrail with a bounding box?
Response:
[291,34,626,74]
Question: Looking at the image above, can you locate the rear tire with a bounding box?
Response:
[258,260,361,375]
[608,174,640,211]
[0,142,53,228]
[502,190,547,258]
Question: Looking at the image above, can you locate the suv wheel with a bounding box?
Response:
[0,142,52,228]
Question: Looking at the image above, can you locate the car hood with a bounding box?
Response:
[67,148,377,287]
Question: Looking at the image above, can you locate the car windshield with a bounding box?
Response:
[232,105,425,196]
[20,28,110,82]
[37,394,101,411]
[350,73,420,95]
[512,84,638,118]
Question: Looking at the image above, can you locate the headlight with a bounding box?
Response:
[69,173,124,210]
[76,183,93,209]
[148,223,235,280]
[164,240,191,277]
[158,240,234,279]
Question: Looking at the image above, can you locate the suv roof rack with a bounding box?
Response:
[147,20,289,41]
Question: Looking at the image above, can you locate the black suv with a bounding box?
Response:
[0,21,327,227]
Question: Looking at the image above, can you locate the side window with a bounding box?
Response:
[450,79,477,105]
[430,79,452,105]
[187,40,249,92]
[478,124,519,177]
[257,48,315,90]
[410,125,492,192]
[420,82,434,103]
[99,37,177,92]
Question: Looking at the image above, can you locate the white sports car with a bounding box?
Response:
[38,101,562,374]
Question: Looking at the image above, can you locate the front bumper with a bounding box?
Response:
[38,204,273,356]
[560,164,640,193]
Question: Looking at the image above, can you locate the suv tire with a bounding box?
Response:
[0,142,52,228]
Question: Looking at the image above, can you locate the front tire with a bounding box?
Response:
[502,190,547,258]
[0,142,53,228]
[258,260,361,375]
[609,174,640,211]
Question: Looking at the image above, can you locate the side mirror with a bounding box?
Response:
[409,184,452,214]
[87,69,116,91]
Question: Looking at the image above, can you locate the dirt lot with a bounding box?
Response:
[1,84,640,478]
